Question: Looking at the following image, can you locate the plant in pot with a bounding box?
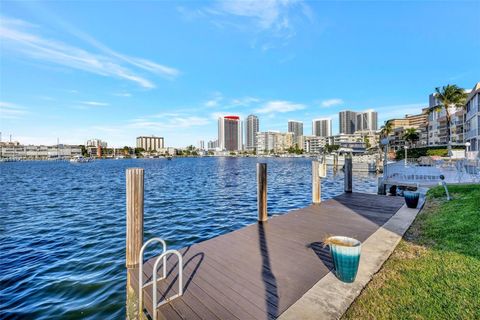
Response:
[403,186,420,208]
[324,236,361,283]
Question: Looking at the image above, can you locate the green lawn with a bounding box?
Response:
[343,184,480,319]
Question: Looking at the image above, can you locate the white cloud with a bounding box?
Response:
[229,96,260,106]
[183,0,313,50]
[81,101,109,106]
[215,0,305,33]
[113,92,132,97]
[129,114,210,130]
[0,17,179,89]
[255,100,305,114]
[204,92,223,107]
[0,102,28,119]
[321,98,343,108]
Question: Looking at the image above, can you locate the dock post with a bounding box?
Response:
[257,163,268,222]
[312,161,321,204]
[126,168,144,319]
[344,153,353,193]
[333,153,338,173]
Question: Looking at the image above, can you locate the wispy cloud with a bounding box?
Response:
[182,0,313,50]
[204,92,223,107]
[0,102,29,119]
[129,117,210,130]
[81,101,109,106]
[321,98,344,108]
[113,92,132,97]
[0,16,179,89]
[255,100,305,114]
[229,96,260,107]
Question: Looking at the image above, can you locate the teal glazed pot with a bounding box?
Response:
[328,236,361,283]
[404,191,420,208]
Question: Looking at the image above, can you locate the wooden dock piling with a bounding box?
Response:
[312,160,321,204]
[257,163,267,222]
[126,168,145,319]
[344,153,353,193]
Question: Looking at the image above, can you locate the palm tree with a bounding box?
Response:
[403,128,419,147]
[431,84,467,154]
[380,120,393,138]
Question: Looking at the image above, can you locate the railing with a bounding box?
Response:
[152,250,183,320]
[384,159,480,186]
[138,238,184,320]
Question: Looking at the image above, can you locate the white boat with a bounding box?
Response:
[70,156,93,163]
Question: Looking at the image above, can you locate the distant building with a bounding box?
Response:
[288,120,303,137]
[86,139,107,148]
[355,110,378,132]
[385,111,428,150]
[465,82,480,152]
[327,134,366,153]
[303,136,326,154]
[207,139,219,151]
[0,144,82,159]
[256,131,294,154]
[312,118,332,137]
[339,110,357,134]
[427,88,469,146]
[218,116,243,151]
[197,140,205,150]
[136,136,164,151]
[245,115,259,151]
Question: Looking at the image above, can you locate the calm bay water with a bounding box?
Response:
[0,157,378,319]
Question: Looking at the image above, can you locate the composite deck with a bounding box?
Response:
[129,192,405,320]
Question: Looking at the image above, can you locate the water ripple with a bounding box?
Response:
[0,157,378,319]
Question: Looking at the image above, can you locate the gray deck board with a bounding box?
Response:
[129,192,405,319]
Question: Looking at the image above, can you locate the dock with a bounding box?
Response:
[129,192,405,320]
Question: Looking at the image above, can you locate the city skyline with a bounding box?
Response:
[1,1,479,147]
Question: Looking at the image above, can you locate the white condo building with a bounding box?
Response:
[136,136,164,151]
[312,118,332,137]
[465,82,480,153]
[245,115,259,151]
[288,120,304,147]
[355,110,378,132]
[256,131,294,154]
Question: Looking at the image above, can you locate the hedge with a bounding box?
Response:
[395,146,465,160]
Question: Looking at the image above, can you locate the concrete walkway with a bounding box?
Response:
[278,199,424,320]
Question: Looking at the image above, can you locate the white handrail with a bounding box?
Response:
[138,238,167,315]
[153,249,183,320]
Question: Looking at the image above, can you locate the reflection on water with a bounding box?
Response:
[0,157,378,319]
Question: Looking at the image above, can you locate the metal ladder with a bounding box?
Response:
[138,238,184,320]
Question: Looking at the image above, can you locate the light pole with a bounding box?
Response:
[381,137,390,176]
[465,142,471,159]
[404,145,409,166]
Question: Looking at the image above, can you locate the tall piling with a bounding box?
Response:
[344,153,353,193]
[312,161,321,204]
[126,168,144,319]
[257,163,267,222]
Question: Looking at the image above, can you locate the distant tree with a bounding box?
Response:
[325,144,340,153]
[403,128,419,147]
[363,137,371,149]
[431,84,467,154]
[380,121,393,138]
[80,145,88,157]
[134,147,144,157]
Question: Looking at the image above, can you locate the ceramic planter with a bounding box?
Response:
[404,191,420,208]
[328,236,361,283]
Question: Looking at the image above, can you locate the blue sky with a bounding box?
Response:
[1,0,479,147]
